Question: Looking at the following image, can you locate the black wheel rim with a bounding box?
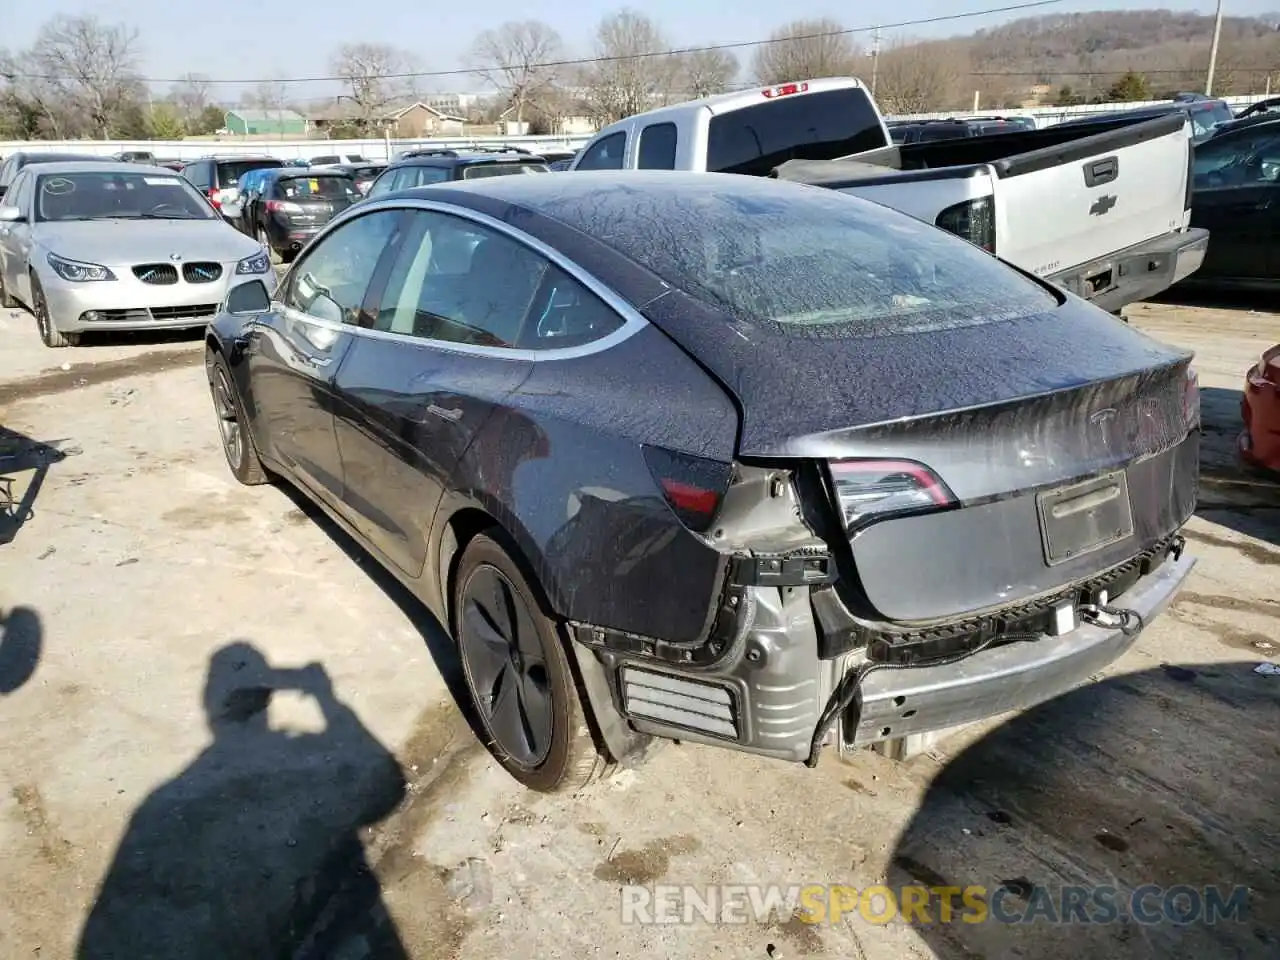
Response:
[211,368,243,467]
[458,565,553,769]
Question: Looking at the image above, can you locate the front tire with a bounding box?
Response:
[0,268,18,309]
[31,275,78,348]
[454,533,607,793]
[207,348,268,486]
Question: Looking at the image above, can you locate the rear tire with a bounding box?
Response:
[257,225,283,265]
[453,532,608,793]
[31,275,78,347]
[206,348,268,486]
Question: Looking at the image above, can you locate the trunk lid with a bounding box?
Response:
[644,291,1198,623]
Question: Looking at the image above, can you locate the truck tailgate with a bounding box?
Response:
[992,113,1190,279]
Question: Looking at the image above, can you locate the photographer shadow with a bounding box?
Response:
[78,641,409,959]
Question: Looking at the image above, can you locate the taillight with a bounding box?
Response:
[1183,366,1200,429]
[642,446,732,533]
[266,200,303,214]
[207,188,221,209]
[936,197,996,254]
[762,82,809,99]
[828,459,955,530]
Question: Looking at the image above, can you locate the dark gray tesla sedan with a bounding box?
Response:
[205,171,1200,792]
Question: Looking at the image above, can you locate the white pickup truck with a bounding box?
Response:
[568,77,1209,313]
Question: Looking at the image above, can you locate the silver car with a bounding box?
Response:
[0,161,276,347]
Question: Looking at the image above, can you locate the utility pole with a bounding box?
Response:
[870,26,881,97]
[1205,0,1224,95]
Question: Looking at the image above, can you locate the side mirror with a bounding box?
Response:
[225,279,273,315]
[0,205,24,223]
[0,185,8,200]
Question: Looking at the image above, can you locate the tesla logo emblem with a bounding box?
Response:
[1090,195,1117,216]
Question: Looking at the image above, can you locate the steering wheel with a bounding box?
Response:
[146,201,189,216]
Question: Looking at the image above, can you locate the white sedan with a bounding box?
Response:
[0,161,276,347]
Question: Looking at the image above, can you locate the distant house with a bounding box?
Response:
[224,108,310,137]
[309,100,468,138]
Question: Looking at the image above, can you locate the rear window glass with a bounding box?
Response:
[555,178,1056,337]
[918,125,969,142]
[461,162,549,179]
[350,166,383,179]
[217,159,284,186]
[1190,102,1234,137]
[707,88,888,176]
[276,175,361,199]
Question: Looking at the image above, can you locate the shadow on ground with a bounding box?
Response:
[889,661,1280,959]
[0,605,41,695]
[77,641,412,959]
[1193,386,1280,547]
[0,426,68,545]
[1152,286,1279,314]
[276,484,478,735]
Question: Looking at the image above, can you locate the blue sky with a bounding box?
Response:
[7,0,1275,103]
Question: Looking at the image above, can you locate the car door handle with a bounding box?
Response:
[426,404,463,422]
[299,353,334,368]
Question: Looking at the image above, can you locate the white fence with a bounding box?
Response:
[1,93,1273,158]
[0,133,594,162]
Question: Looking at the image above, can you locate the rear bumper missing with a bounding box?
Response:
[844,551,1196,748]
[571,550,1196,768]
[1048,228,1209,313]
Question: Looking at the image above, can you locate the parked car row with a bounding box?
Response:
[0,161,272,347]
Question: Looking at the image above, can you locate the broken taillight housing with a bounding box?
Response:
[936,197,996,254]
[642,446,733,533]
[828,459,956,530]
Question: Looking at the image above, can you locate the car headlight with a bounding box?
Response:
[47,252,115,282]
[236,250,270,275]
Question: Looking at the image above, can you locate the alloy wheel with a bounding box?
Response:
[458,564,554,769]
[211,367,244,468]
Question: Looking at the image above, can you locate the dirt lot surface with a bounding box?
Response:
[2,295,1278,959]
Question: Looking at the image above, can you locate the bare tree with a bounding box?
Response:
[328,42,415,132]
[674,48,739,99]
[875,39,968,114]
[580,9,680,126]
[244,80,289,114]
[27,15,141,138]
[468,20,564,126]
[751,18,860,85]
[171,73,211,125]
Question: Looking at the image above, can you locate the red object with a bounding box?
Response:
[1240,343,1280,473]
[265,200,286,212]
[762,82,809,99]
[206,187,221,209]
[658,479,722,519]
[828,458,955,507]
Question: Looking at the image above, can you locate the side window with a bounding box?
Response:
[187,161,212,190]
[373,211,626,350]
[637,123,678,170]
[1194,132,1280,188]
[0,158,16,189]
[366,169,398,198]
[373,211,546,347]
[9,172,32,214]
[575,132,627,171]
[283,210,407,325]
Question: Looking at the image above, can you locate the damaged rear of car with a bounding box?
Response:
[532,174,1199,770]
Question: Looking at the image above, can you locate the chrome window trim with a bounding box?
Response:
[272,194,649,362]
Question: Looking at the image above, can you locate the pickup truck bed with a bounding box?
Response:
[773,112,1208,313]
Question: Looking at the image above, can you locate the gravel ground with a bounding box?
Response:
[1,293,1277,959]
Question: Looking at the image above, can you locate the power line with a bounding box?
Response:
[4,0,1066,86]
